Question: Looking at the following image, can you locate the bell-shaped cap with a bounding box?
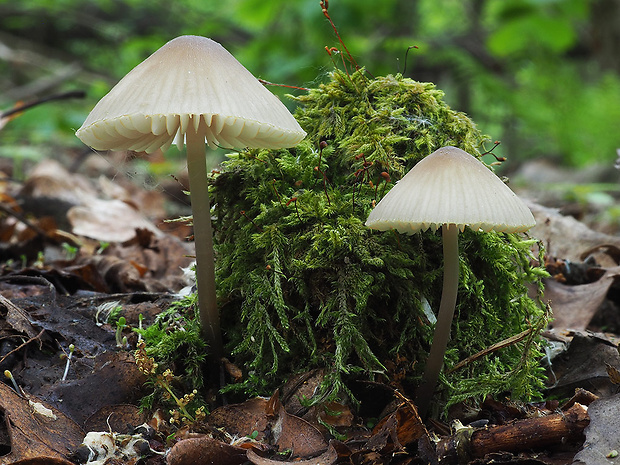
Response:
[76,35,306,153]
[365,146,535,234]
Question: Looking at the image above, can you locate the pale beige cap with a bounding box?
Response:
[76,35,306,153]
[365,146,535,233]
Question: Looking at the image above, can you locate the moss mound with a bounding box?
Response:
[211,69,548,413]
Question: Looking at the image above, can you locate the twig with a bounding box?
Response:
[447,328,534,374]
[0,329,46,366]
[1,90,86,119]
[0,202,61,243]
[436,403,589,463]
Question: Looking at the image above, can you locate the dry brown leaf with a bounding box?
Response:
[41,351,147,425]
[0,382,84,465]
[573,394,620,465]
[548,331,620,398]
[544,266,620,331]
[0,293,40,339]
[68,198,160,243]
[21,159,98,206]
[529,202,620,264]
[247,441,338,465]
[208,393,328,459]
[208,397,271,441]
[167,437,247,465]
[272,402,327,458]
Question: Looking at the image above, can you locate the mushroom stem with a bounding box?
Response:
[186,127,223,364]
[416,223,460,418]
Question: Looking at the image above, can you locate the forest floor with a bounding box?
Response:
[1,151,620,465]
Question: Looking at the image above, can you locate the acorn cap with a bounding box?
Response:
[76,35,306,153]
[365,146,535,234]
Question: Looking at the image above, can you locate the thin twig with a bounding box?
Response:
[447,328,534,373]
[1,90,86,119]
[0,329,46,366]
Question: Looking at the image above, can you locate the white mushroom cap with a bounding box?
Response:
[76,35,306,153]
[365,146,535,234]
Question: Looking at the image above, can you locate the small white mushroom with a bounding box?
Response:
[365,146,535,417]
[76,36,306,362]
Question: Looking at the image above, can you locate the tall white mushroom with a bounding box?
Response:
[76,35,306,364]
[365,146,535,417]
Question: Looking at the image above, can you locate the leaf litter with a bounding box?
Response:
[0,154,619,463]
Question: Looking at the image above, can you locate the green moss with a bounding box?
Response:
[211,69,548,413]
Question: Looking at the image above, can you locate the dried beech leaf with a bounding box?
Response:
[247,441,338,465]
[573,394,620,465]
[544,266,620,331]
[0,382,83,465]
[0,293,40,339]
[208,397,271,441]
[529,202,620,262]
[68,198,159,243]
[167,437,247,465]
[273,403,327,458]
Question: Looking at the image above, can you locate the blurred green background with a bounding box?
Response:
[0,0,619,172]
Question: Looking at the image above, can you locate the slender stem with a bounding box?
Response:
[186,128,223,364]
[416,223,460,418]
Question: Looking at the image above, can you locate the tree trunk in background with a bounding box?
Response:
[591,0,620,74]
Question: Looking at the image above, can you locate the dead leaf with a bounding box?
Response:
[272,402,327,458]
[0,293,40,339]
[247,441,338,465]
[167,437,248,465]
[548,331,620,399]
[84,404,147,435]
[573,394,620,465]
[280,369,324,416]
[529,202,620,264]
[544,266,620,331]
[606,363,620,385]
[318,401,354,428]
[40,351,147,426]
[68,198,160,243]
[208,394,328,459]
[208,397,271,441]
[0,382,83,465]
[21,159,98,207]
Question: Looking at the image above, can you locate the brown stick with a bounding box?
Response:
[436,403,589,463]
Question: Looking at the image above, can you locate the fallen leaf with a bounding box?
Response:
[0,293,40,339]
[0,382,83,465]
[40,351,147,426]
[208,393,328,459]
[573,394,620,465]
[529,202,620,264]
[247,441,338,465]
[167,437,247,465]
[68,198,160,243]
[208,397,271,442]
[547,331,620,399]
[272,402,327,458]
[83,404,147,435]
[543,266,620,331]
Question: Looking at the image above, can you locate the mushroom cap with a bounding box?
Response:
[76,35,306,153]
[365,146,535,234]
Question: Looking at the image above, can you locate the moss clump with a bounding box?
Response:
[211,69,548,412]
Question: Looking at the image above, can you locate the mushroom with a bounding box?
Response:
[76,35,306,363]
[365,146,535,417]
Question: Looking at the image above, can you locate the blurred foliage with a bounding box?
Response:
[0,0,619,169]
